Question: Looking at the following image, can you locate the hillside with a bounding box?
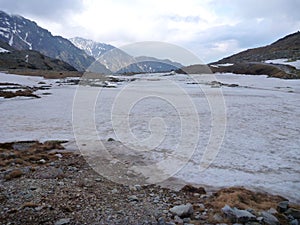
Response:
[0,40,77,71]
[207,31,300,79]
[0,11,102,71]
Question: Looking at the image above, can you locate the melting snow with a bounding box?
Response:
[265,58,300,70]
[0,72,299,202]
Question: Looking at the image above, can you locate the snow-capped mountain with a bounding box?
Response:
[69,37,115,59]
[71,37,183,73]
[0,10,106,71]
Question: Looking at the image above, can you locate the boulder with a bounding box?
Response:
[222,205,256,223]
[169,203,194,218]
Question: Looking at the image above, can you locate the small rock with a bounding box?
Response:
[222,205,256,223]
[128,195,139,202]
[181,185,206,194]
[36,167,64,179]
[54,218,71,225]
[261,211,279,225]
[21,202,39,208]
[277,201,289,213]
[157,217,166,225]
[111,189,119,194]
[170,203,194,218]
[55,153,63,158]
[134,184,142,191]
[267,208,278,214]
[174,215,183,224]
[95,178,102,182]
[166,222,176,225]
[285,208,300,219]
[290,219,299,225]
[213,213,223,222]
[107,138,115,142]
[29,186,37,191]
[4,169,23,180]
[39,159,46,164]
[183,217,191,223]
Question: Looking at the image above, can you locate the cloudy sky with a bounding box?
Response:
[0,0,299,63]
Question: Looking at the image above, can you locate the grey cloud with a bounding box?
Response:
[0,0,84,22]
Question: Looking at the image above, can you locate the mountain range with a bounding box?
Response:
[0,10,299,78]
[0,10,182,74]
[70,37,183,73]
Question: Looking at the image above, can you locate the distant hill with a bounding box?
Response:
[0,40,77,71]
[207,31,300,79]
[0,10,109,72]
[214,31,300,64]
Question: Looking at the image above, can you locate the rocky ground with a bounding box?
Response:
[0,141,299,225]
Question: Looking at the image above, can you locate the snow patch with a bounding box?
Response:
[265,58,300,70]
[0,47,9,53]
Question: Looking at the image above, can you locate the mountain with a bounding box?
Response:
[69,37,115,59]
[0,10,106,72]
[207,31,300,79]
[71,37,183,73]
[0,39,76,71]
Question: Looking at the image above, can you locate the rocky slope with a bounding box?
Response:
[0,11,103,71]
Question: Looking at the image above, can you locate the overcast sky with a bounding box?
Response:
[0,0,299,63]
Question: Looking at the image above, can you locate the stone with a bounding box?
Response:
[174,215,183,224]
[54,218,71,225]
[107,138,115,142]
[222,205,256,223]
[290,219,299,225]
[4,169,23,180]
[181,185,206,194]
[169,203,194,218]
[213,213,223,222]
[183,217,191,223]
[261,211,279,225]
[157,217,166,225]
[128,195,139,202]
[267,208,278,214]
[285,208,300,219]
[111,189,119,194]
[277,201,289,213]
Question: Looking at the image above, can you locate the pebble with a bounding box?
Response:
[157,217,165,225]
[128,195,139,202]
[54,218,71,225]
[111,189,119,194]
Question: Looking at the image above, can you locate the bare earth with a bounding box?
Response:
[0,141,299,225]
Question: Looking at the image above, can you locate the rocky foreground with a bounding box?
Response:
[0,141,299,225]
